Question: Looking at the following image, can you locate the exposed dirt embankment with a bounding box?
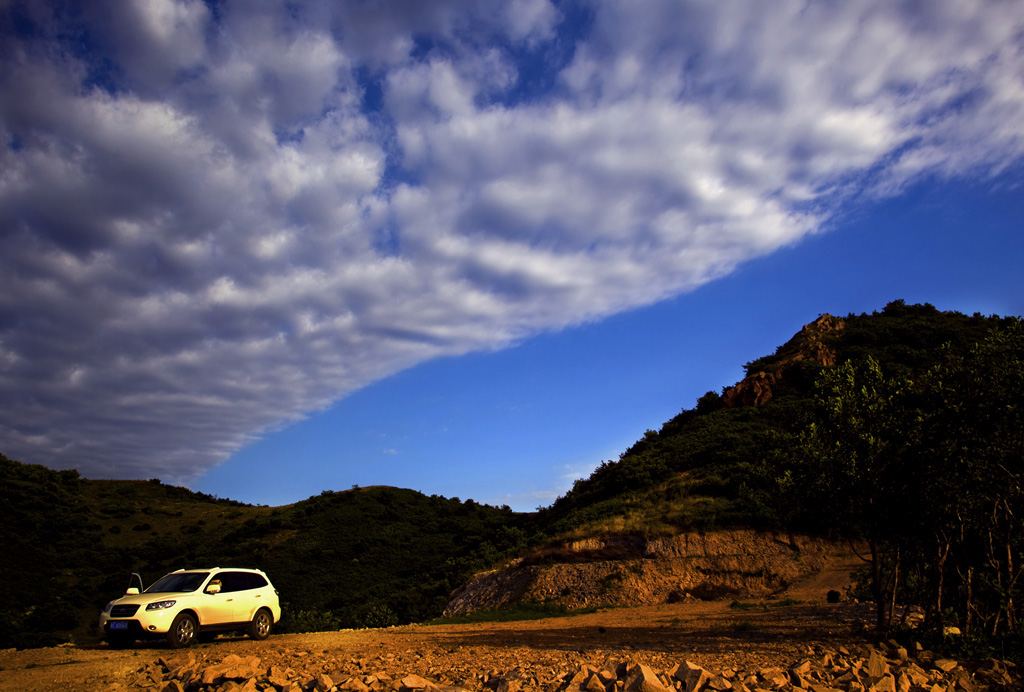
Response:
[446,531,856,615]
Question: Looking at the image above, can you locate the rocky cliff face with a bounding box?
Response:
[445,531,854,616]
[721,314,844,407]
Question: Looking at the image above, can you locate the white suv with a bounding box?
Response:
[99,567,282,648]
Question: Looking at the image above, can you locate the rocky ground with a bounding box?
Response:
[0,598,1018,692]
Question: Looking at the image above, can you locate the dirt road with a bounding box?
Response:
[0,595,879,692]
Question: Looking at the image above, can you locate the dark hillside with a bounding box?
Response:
[0,457,97,648]
[0,457,271,648]
[538,301,1013,538]
[0,456,526,648]
[192,486,528,627]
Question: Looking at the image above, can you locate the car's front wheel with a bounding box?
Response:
[166,612,197,648]
[248,608,273,640]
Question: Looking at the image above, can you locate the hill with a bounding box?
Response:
[457,301,1023,645]
[535,300,1014,538]
[0,457,529,648]
[2,300,1021,650]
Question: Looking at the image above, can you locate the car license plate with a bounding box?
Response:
[110,621,129,630]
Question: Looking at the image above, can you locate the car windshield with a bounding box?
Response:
[145,572,210,593]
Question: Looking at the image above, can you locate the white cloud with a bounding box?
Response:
[1,0,1023,484]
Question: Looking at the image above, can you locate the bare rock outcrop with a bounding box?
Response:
[722,314,844,408]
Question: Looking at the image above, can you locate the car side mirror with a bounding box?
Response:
[125,587,140,595]
[206,582,222,595]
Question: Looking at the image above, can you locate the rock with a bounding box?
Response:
[867,674,895,692]
[565,667,596,691]
[97,630,1022,692]
[342,676,373,691]
[198,655,263,686]
[790,661,812,677]
[869,651,890,678]
[200,666,224,686]
[669,662,712,692]
[757,667,788,688]
[402,674,438,691]
[626,664,669,692]
[706,675,732,692]
[495,678,523,692]
[952,670,977,692]
[268,665,294,687]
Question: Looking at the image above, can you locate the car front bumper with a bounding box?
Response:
[99,609,176,636]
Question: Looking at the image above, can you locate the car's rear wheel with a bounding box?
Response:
[166,612,197,648]
[248,608,273,640]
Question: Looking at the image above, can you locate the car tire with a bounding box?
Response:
[166,612,198,648]
[248,608,273,640]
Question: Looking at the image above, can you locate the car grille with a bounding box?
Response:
[110,604,140,617]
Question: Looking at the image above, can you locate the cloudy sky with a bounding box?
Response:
[2,0,1022,511]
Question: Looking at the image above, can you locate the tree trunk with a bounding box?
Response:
[931,534,951,629]
[870,540,893,630]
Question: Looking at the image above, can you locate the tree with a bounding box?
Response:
[799,322,1024,636]
[911,322,1024,634]
[799,356,912,629]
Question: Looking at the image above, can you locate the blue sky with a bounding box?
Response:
[2,1,1022,511]
[194,173,1024,510]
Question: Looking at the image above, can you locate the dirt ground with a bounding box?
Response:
[0,556,880,692]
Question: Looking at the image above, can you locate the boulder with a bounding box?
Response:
[625,664,669,692]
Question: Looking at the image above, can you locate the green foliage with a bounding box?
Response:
[728,598,802,611]
[278,606,346,634]
[0,455,104,649]
[425,602,598,625]
[794,320,1024,637]
[362,603,399,629]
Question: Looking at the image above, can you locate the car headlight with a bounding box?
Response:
[146,600,177,611]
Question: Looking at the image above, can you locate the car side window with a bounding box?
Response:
[218,571,250,594]
[246,573,268,590]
